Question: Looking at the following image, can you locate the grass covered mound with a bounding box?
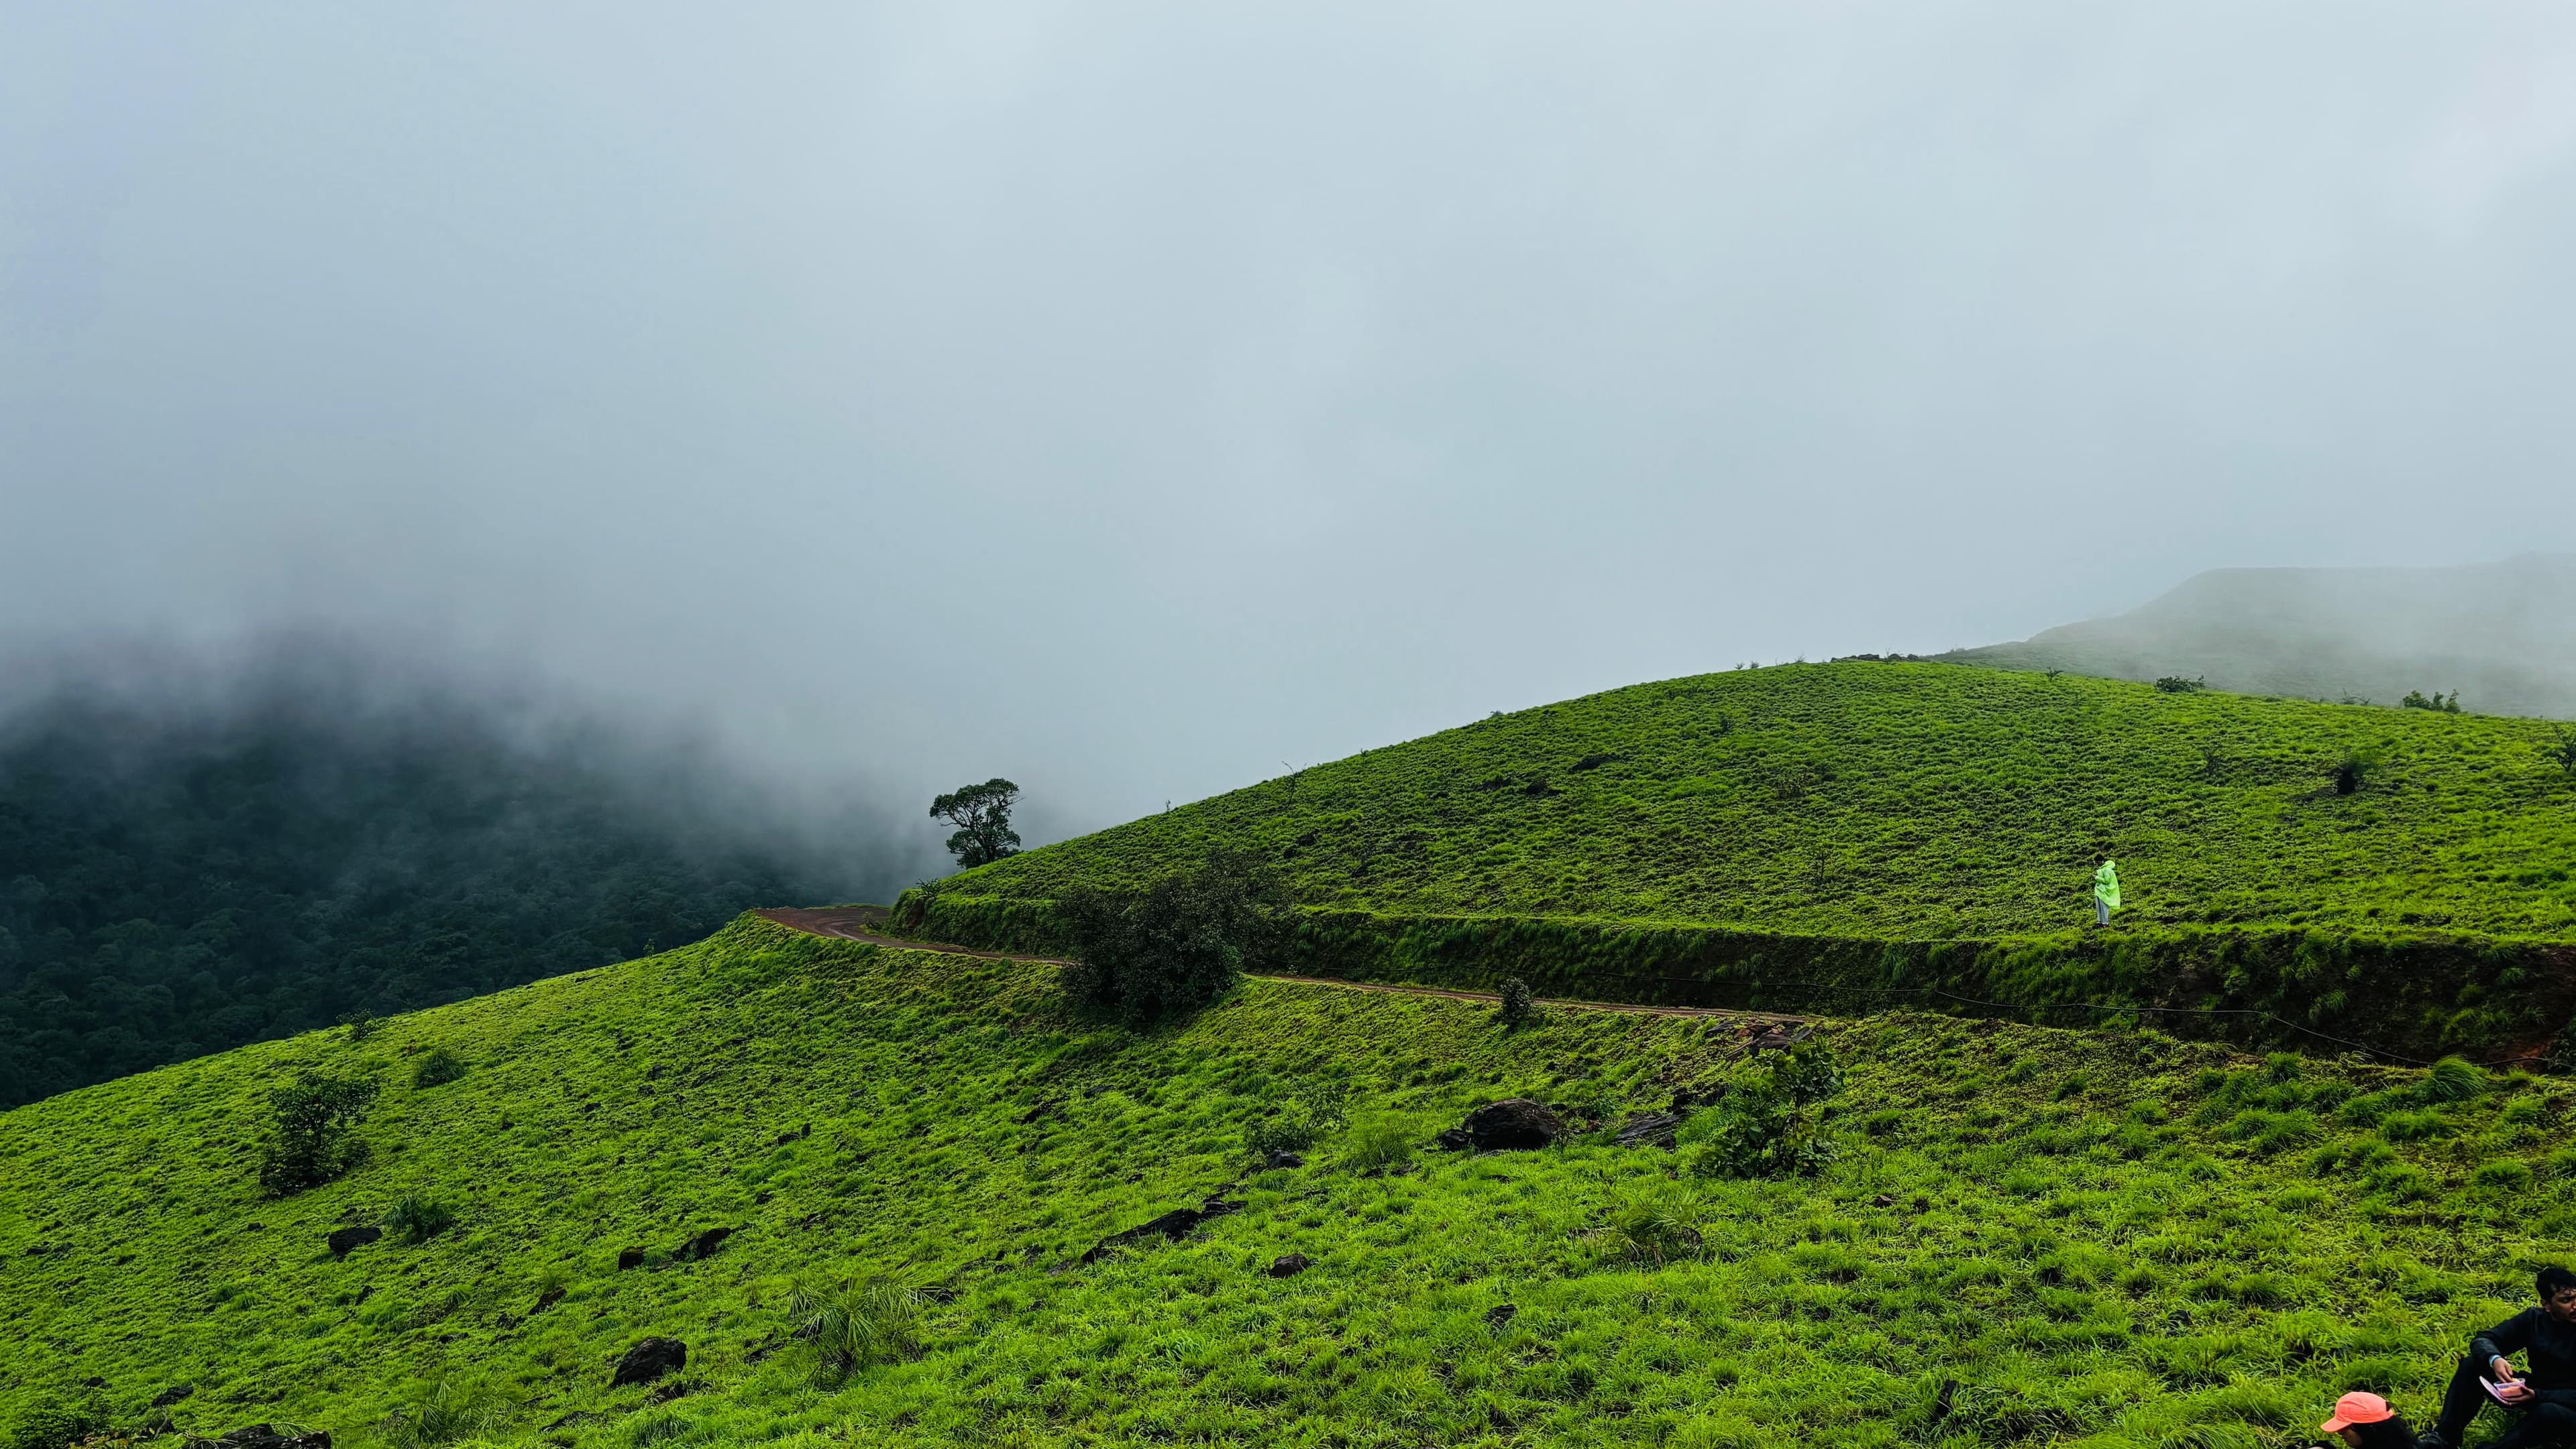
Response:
[7,918,2576,1449]
[939,662,2576,941]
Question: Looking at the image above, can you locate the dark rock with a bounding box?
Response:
[152,1385,195,1409]
[1462,1099,1564,1152]
[533,1285,566,1313]
[354,1285,372,1305]
[1433,1127,1476,1151]
[83,1377,105,1388]
[674,1227,734,1261]
[1485,1302,1518,1330]
[612,1336,688,1387]
[647,1382,693,1405]
[1263,1149,1305,1169]
[1872,1193,1895,1208]
[215,1426,331,1449]
[1082,1201,1240,1263]
[1913,1195,1932,1213]
[326,1226,382,1258]
[1746,1025,1813,1055]
[616,1247,646,1271]
[1267,1252,1311,1279]
[1614,1112,1685,1150]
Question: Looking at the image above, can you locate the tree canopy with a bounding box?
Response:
[930,778,1022,868]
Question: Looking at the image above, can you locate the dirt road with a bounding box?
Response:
[754,906,1808,1025]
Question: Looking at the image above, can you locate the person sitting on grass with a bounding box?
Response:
[2322,1391,2418,1448]
[2419,1265,2576,1449]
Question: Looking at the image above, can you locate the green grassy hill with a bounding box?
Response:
[941,663,2576,941]
[7,917,2576,1449]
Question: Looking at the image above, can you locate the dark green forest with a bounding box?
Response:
[0,686,869,1108]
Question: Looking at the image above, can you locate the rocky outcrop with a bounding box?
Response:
[612,1337,687,1387]
[1460,1099,1564,1151]
[673,1227,733,1261]
[325,1226,380,1258]
[1081,1197,1244,1264]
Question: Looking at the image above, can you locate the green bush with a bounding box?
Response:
[3,1397,103,1449]
[2418,1056,2487,1103]
[384,1193,457,1244]
[258,1070,379,1196]
[1605,1183,1703,1264]
[2471,1159,2534,1194]
[379,1380,504,1449]
[1685,1042,1843,1180]
[411,1048,468,1089]
[1497,977,1536,1031]
[1244,1081,1350,1161]
[788,1280,924,1383]
[1340,1117,1414,1173]
[1057,850,1287,1023]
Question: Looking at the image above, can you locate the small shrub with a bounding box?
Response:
[2155,676,2206,694]
[258,1070,380,1196]
[380,1380,504,1449]
[2471,1159,2534,1194]
[1340,1117,1414,1173]
[1497,977,1536,1031]
[789,1280,924,1383]
[2332,747,2381,795]
[1605,1183,1703,1265]
[2222,1109,2319,1157]
[1244,1081,1350,1161]
[412,1049,468,1089]
[1058,850,1287,1023]
[339,1010,380,1043]
[2419,1056,2487,1103]
[4,1397,104,1449]
[385,1193,458,1244]
[2401,689,2462,713]
[2551,726,2576,782]
[2378,1109,2450,1142]
[2366,1159,2433,1201]
[1685,1042,1843,1180]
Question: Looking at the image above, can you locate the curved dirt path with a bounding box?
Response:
[755,906,1809,1026]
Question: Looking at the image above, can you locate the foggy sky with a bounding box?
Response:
[6,3,2575,855]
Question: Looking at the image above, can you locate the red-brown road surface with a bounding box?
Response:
[755,906,1810,1026]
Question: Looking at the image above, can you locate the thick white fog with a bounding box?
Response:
[6,3,2575,852]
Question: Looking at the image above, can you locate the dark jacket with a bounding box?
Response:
[2473,1308,2576,1393]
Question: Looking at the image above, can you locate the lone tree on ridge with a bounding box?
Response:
[932,778,1022,867]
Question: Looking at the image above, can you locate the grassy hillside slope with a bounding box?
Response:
[8,917,2576,1449]
[937,663,2576,941]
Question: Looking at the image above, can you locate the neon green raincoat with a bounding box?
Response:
[2094,860,2121,913]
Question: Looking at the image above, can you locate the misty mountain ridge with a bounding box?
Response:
[1941,553,2576,717]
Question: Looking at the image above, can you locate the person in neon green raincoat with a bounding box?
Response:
[2094,860,2121,925]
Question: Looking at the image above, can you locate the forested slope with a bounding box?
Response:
[0,688,860,1107]
[5,917,2573,1449]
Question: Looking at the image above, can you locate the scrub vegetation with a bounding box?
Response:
[938,663,2576,940]
[7,918,2575,1449]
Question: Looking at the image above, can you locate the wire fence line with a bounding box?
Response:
[1472,969,2560,1071]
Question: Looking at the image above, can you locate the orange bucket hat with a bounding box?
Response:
[2322,1392,2396,1433]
